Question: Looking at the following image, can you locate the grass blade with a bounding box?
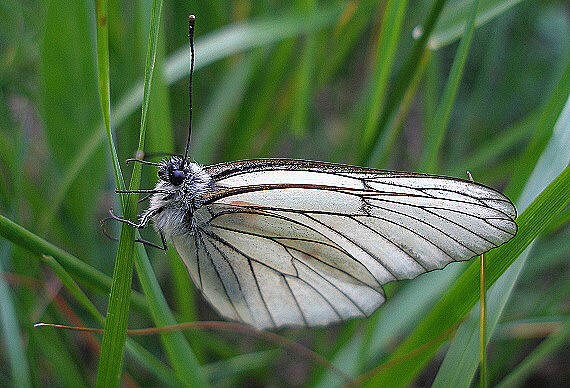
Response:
[505,60,570,199]
[290,0,318,137]
[0,242,31,387]
[192,55,257,163]
[367,48,431,167]
[133,243,208,386]
[431,109,570,385]
[496,314,570,388]
[94,0,131,384]
[40,255,187,386]
[96,0,163,386]
[451,110,539,177]
[360,0,449,165]
[480,253,487,388]
[358,0,409,153]
[0,214,147,311]
[164,6,344,85]
[429,0,527,49]
[418,0,481,173]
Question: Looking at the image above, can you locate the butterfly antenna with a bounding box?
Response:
[183,14,196,161]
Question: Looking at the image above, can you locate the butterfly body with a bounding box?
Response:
[136,157,517,329]
[141,156,213,240]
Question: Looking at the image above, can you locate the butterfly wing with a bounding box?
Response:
[172,203,386,329]
[171,159,517,329]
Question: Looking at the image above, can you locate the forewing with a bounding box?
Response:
[173,159,516,329]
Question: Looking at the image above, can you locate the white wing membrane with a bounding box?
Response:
[171,159,516,329]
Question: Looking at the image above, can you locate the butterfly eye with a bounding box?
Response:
[169,169,186,186]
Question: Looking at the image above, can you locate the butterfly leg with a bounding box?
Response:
[108,208,145,228]
[133,234,167,251]
[100,216,119,242]
[103,209,167,251]
[108,206,164,229]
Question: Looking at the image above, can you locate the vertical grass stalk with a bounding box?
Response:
[479,253,487,388]
[95,0,164,386]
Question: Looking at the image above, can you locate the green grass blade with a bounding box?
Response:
[312,335,363,387]
[480,254,487,388]
[41,255,105,326]
[0,213,147,311]
[40,0,106,246]
[290,0,317,137]
[192,55,257,163]
[168,248,198,323]
[203,350,279,382]
[314,265,464,386]
[360,0,449,165]
[430,0,527,49]
[0,242,31,387]
[418,0,481,173]
[133,244,208,387]
[164,6,344,85]
[367,48,431,167]
[96,0,163,386]
[451,110,539,177]
[227,41,295,160]
[124,339,186,387]
[316,0,379,86]
[95,0,123,194]
[40,254,186,386]
[362,165,570,387]
[433,247,532,387]
[146,32,175,154]
[496,314,570,388]
[94,0,132,383]
[0,76,30,386]
[31,329,89,388]
[505,60,570,200]
[546,205,570,234]
[359,0,409,152]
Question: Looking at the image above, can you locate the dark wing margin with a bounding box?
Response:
[203,158,418,180]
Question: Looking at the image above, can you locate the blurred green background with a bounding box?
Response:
[0,0,568,386]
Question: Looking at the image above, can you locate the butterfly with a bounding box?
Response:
[113,156,517,329]
[111,15,517,330]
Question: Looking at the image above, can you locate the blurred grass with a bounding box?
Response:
[0,0,568,387]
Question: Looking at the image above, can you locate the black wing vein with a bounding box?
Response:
[208,208,383,286]
[362,199,480,256]
[281,274,309,326]
[194,231,243,322]
[348,215,429,272]
[208,221,380,289]
[200,227,277,328]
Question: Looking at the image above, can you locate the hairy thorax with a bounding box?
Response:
[145,158,213,239]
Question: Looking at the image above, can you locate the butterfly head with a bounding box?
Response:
[158,156,189,186]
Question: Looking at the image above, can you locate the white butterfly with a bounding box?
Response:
[113,15,517,330]
[115,156,517,329]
